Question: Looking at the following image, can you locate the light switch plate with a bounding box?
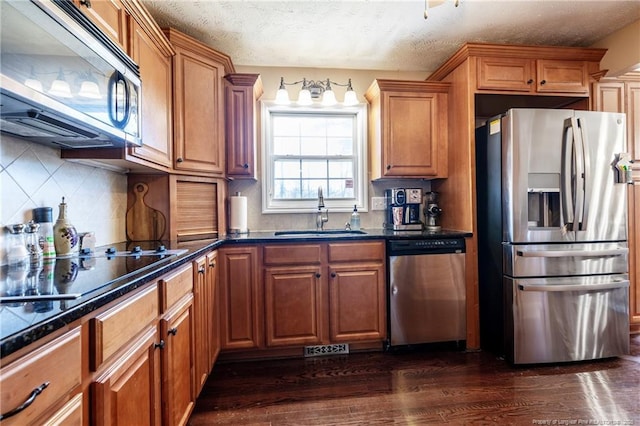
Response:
[371,197,386,210]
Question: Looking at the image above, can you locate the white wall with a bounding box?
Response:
[591,19,640,76]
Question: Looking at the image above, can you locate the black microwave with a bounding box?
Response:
[0,0,141,149]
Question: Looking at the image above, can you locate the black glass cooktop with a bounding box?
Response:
[0,242,187,305]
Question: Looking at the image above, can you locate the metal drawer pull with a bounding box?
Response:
[0,382,50,420]
[516,248,628,258]
[518,281,629,292]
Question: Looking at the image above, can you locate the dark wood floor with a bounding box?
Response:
[190,336,640,425]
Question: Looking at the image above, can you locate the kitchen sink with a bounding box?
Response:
[274,229,367,236]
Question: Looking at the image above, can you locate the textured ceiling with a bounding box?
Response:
[141,0,640,73]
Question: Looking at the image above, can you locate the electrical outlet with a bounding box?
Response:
[371,197,386,211]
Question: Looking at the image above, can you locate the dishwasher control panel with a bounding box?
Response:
[388,238,465,255]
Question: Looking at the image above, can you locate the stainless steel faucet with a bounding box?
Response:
[316,187,329,230]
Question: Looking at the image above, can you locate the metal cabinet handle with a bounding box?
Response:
[526,79,534,84]
[209,262,216,269]
[168,328,178,336]
[198,266,205,274]
[80,0,92,8]
[176,157,184,163]
[0,382,49,421]
[155,340,165,349]
[315,273,321,278]
[540,79,547,85]
[386,165,391,170]
[243,163,249,169]
[330,272,336,278]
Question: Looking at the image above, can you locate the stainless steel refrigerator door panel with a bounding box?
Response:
[573,110,627,241]
[504,243,629,277]
[508,275,629,364]
[502,109,627,243]
[388,253,465,346]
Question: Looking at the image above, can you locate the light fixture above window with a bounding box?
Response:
[275,77,359,107]
[424,0,460,19]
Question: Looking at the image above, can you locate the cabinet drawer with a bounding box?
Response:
[0,328,81,426]
[91,284,159,370]
[159,264,193,311]
[328,241,385,263]
[263,244,322,265]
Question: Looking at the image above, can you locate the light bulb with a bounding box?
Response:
[321,89,337,106]
[78,81,101,99]
[297,89,312,106]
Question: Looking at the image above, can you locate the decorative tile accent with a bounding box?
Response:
[1,136,127,263]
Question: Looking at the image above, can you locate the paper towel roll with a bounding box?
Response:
[230,193,248,233]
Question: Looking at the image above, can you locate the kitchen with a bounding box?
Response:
[1,0,640,424]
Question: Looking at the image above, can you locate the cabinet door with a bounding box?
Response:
[160,295,195,426]
[172,45,225,175]
[591,81,624,113]
[193,257,209,395]
[206,251,220,367]
[264,266,323,347]
[75,0,127,51]
[328,263,386,342]
[219,246,262,349]
[627,81,640,168]
[382,91,446,177]
[536,60,589,94]
[224,74,262,178]
[92,326,162,426]
[476,57,535,92]
[128,21,173,169]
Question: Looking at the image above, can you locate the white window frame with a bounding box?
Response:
[261,101,368,214]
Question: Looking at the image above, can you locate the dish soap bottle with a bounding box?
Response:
[53,197,78,256]
[350,205,361,231]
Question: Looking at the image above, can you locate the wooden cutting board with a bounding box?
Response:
[126,183,166,241]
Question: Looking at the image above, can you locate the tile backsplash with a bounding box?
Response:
[1,136,127,263]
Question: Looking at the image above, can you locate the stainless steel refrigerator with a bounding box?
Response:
[476,108,630,364]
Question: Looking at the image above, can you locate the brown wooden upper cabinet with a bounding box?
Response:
[74,0,128,51]
[165,28,234,176]
[365,79,449,180]
[224,74,263,179]
[477,57,590,94]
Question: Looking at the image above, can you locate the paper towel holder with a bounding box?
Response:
[229,191,250,235]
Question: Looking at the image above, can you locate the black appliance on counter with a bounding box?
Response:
[384,188,423,231]
[0,0,141,148]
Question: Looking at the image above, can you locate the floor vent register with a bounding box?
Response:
[304,344,350,357]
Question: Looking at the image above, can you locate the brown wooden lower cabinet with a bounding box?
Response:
[329,263,386,342]
[264,265,324,347]
[160,294,196,426]
[92,326,162,426]
[220,240,387,356]
[0,327,82,426]
[219,245,262,350]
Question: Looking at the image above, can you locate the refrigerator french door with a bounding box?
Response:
[477,108,630,364]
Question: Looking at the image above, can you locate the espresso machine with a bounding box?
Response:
[424,191,442,232]
[384,188,423,231]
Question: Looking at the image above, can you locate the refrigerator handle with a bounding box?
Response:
[518,281,629,293]
[516,247,628,258]
[561,118,575,230]
[576,117,591,231]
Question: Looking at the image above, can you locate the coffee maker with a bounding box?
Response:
[384,188,423,231]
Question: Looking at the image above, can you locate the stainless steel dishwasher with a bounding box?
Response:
[387,238,466,347]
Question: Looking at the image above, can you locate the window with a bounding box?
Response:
[262,102,368,213]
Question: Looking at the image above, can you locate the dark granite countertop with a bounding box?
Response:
[0,228,471,358]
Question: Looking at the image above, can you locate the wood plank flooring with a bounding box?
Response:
[190,335,640,425]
